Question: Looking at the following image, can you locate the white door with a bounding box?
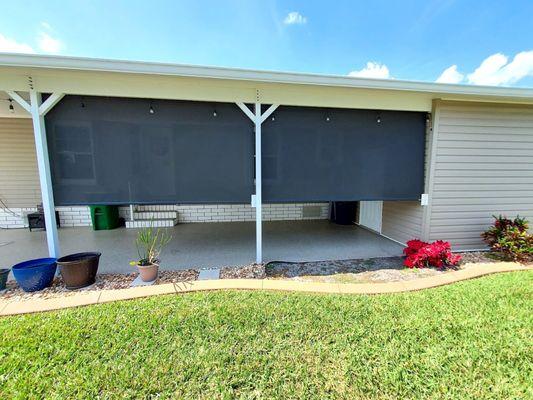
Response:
[358,201,383,233]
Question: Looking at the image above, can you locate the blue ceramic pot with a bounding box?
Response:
[12,258,57,292]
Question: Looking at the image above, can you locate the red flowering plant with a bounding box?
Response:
[403,239,461,269]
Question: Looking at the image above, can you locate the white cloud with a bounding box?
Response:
[436,65,464,84]
[467,51,533,86]
[37,32,62,53]
[283,12,307,25]
[37,22,63,54]
[0,33,35,53]
[0,22,64,55]
[348,62,391,79]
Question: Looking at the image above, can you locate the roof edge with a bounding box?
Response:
[1,53,533,99]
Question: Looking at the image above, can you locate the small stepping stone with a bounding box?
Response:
[198,268,220,280]
[130,274,157,287]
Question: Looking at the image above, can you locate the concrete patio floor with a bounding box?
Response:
[0,220,404,274]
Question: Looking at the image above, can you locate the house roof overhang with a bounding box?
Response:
[1,53,533,113]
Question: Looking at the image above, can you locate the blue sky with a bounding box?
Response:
[1,0,532,87]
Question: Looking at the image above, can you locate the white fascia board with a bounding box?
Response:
[0,53,532,101]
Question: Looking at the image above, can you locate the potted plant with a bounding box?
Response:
[130,224,171,282]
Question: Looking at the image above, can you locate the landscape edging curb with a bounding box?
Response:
[1,263,530,316]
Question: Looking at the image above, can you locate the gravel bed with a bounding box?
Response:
[459,251,498,264]
[220,264,265,279]
[265,256,404,279]
[263,252,498,284]
[265,256,436,283]
[1,269,199,302]
[157,269,199,284]
[0,251,519,300]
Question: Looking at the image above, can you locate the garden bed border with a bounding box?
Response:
[1,262,530,316]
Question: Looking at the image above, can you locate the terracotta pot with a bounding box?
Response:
[137,263,158,282]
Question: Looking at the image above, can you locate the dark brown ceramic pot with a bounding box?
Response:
[57,252,101,290]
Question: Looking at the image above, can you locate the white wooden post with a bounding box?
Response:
[237,102,279,263]
[8,90,64,258]
[254,103,262,263]
[30,91,60,258]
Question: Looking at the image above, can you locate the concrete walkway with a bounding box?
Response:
[0,263,529,316]
[0,220,403,273]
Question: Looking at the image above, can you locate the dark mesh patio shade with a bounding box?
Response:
[45,96,254,205]
[261,106,426,202]
[46,97,425,206]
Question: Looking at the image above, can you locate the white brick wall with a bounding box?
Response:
[1,202,330,229]
[0,207,37,228]
[121,203,330,223]
[55,206,92,227]
[0,206,91,229]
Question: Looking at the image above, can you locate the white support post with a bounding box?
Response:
[9,90,63,257]
[29,91,61,258]
[254,102,262,264]
[236,102,279,263]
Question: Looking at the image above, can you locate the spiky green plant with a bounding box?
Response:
[131,222,172,266]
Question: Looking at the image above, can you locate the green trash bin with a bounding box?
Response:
[89,205,119,230]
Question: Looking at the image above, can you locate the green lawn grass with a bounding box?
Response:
[1,272,532,399]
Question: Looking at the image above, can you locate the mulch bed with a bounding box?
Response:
[263,252,501,284]
[0,251,515,301]
[220,264,265,279]
[459,251,498,264]
[0,269,199,302]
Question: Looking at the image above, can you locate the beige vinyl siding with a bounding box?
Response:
[429,101,533,250]
[381,201,423,244]
[0,118,41,208]
[380,116,430,244]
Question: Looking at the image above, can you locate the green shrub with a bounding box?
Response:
[482,215,533,263]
